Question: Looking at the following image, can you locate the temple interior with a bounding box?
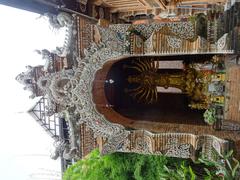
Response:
[105,57,207,125]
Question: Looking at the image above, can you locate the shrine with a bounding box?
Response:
[10,0,240,172]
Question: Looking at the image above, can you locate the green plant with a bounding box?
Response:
[197,150,240,180]
[63,149,170,180]
[161,162,196,180]
[64,149,240,180]
[204,108,217,125]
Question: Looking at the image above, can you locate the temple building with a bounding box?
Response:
[10,0,240,172]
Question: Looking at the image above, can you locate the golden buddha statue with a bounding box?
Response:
[125,59,208,108]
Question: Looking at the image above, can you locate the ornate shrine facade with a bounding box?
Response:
[15,0,240,169]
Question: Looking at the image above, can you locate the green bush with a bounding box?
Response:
[64,149,240,180]
[63,149,195,180]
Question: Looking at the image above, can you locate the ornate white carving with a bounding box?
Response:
[212,139,221,154]
[45,12,73,29]
[45,12,75,57]
[102,131,130,155]
[135,35,143,48]
[135,134,153,154]
[165,138,191,158]
[15,66,37,99]
[35,49,53,71]
[51,138,79,160]
[97,24,130,53]
[216,33,228,50]
[132,24,157,39]
[97,22,195,55]
[167,36,182,48]
[131,22,195,40]
[37,69,75,106]
[16,66,33,85]
[70,43,126,139]
[166,22,194,40]
[144,33,154,53]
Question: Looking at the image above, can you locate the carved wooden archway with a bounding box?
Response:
[88,52,240,158]
[92,57,205,132]
[91,56,240,140]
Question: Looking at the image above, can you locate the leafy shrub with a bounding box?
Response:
[64,149,240,180]
[63,149,195,180]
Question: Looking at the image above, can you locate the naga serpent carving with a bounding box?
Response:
[45,12,75,57]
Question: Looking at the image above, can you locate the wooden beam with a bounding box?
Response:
[180,0,226,4]
[155,0,167,9]
[110,6,148,13]
[139,0,153,8]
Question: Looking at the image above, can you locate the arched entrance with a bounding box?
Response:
[92,55,214,131]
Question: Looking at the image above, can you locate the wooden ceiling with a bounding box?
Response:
[93,0,227,13]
